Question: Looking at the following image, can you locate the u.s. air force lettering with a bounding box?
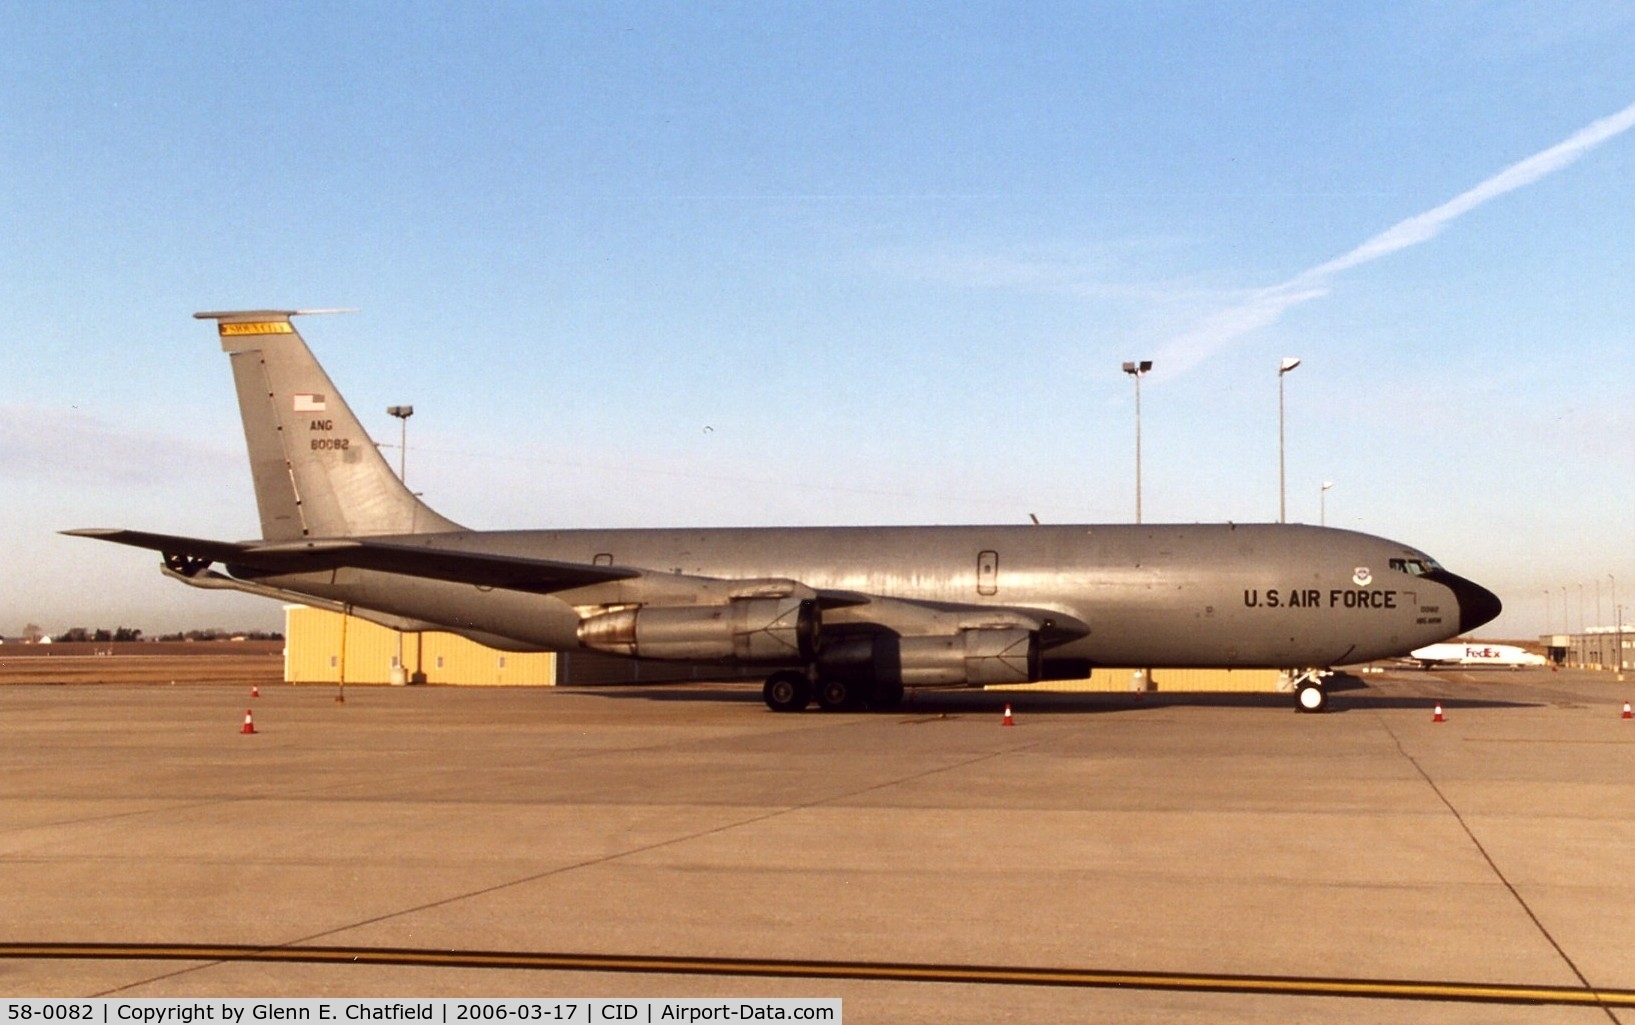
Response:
[1244,588,1398,609]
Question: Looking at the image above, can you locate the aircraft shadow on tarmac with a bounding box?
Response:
[561,673,1544,715]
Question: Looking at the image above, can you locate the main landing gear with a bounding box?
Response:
[762,671,906,712]
[1282,668,1331,713]
[762,670,811,712]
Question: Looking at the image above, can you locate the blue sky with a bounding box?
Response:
[3,2,1633,638]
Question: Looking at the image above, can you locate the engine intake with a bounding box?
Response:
[578,597,819,662]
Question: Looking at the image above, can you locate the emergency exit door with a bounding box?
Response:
[977,550,998,595]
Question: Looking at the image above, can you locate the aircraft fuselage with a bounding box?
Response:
[240,521,1490,670]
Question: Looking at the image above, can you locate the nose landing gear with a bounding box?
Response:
[1282,668,1331,713]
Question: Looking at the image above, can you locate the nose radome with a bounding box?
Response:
[1442,572,1503,633]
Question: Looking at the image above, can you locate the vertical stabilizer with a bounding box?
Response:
[197,310,463,540]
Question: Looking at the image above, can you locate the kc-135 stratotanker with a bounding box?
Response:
[69,311,1501,713]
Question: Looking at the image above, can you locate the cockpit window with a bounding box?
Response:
[1390,557,1443,576]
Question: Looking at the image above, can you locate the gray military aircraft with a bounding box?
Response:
[69,310,1501,713]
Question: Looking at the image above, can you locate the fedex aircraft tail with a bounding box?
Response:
[196,310,463,540]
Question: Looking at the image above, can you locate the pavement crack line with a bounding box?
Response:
[95,720,1066,995]
[1375,712,1620,1024]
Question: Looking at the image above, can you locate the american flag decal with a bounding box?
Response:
[294,394,327,412]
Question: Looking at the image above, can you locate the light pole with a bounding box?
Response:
[1543,590,1552,634]
[1278,357,1301,523]
[1320,481,1334,526]
[1618,603,1625,675]
[385,404,414,687]
[387,405,414,483]
[1613,574,1621,673]
[1122,361,1152,524]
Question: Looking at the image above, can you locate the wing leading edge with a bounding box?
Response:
[63,528,640,594]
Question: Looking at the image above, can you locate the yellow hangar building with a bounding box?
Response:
[283,605,1286,693]
[283,606,556,686]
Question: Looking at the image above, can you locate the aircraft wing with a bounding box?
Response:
[67,528,1088,645]
[807,589,1090,646]
[63,528,640,594]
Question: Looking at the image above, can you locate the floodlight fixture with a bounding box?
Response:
[387,405,414,483]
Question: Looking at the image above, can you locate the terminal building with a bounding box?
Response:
[1541,627,1633,671]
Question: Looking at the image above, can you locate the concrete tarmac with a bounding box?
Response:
[2,669,1633,1023]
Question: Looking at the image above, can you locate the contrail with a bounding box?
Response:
[1153,99,1635,378]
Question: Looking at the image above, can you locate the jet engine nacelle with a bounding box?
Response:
[819,627,1041,686]
[577,597,819,662]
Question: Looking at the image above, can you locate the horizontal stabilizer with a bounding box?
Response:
[63,528,639,595]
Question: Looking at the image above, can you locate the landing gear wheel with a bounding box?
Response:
[815,678,858,712]
[1295,681,1328,714]
[763,671,811,712]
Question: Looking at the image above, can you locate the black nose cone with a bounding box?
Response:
[1429,571,1503,633]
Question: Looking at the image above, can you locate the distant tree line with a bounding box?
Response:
[153,629,284,642]
[53,627,147,643]
[15,627,285,643]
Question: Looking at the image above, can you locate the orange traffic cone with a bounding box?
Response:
[240,709,257,735]
[250,685,259,698]
[1432,703,1445,723]
[1622,702,1631,720]
[1001,703,1015,727]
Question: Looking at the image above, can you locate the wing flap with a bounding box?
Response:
[811,589,1090,644]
